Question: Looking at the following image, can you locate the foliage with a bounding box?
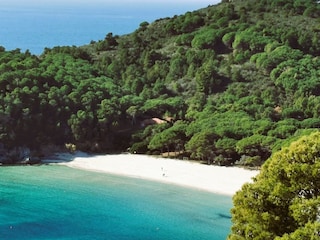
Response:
[1,0,320,165]
[229,131,320,239]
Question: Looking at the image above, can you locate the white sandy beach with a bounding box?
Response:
[45,152,259,196]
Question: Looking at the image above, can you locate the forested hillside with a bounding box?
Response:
[0,0,320,164]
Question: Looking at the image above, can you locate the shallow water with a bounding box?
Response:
[0,165,232,239]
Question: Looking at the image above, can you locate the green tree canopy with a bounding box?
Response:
[229,131,320,239]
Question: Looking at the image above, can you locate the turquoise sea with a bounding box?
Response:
[0,165,232,239]
[1,2,231,239]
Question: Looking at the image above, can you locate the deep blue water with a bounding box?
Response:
[0,2,218,54]
[0,3,230,237]
[0,165,232,239]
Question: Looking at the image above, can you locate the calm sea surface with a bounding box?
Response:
[0,2,215,54]
[0,4,231,238]
[0,165,232,239]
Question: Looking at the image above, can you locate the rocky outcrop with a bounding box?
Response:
[0,146,41,165]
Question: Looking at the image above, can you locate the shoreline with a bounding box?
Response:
[44,152,259,196]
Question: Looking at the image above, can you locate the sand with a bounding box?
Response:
[44,152,259,196]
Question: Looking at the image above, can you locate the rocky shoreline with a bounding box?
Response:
[0,146,46,165]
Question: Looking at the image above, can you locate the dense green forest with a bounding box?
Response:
[0,0,320,164]
[229,131,320,239]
